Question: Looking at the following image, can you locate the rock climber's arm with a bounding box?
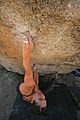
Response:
[22,32,34,84]
[23,56,34,82]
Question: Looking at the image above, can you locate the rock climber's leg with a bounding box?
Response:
[19,32,36,101]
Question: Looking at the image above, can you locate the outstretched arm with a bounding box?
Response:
[33,64,39,90]
[22,32,35,87]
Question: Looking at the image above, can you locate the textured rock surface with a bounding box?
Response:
[0,0,80,74]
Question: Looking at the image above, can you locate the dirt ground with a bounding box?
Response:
[0,65,80,120]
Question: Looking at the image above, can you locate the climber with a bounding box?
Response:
[19,31,47,111]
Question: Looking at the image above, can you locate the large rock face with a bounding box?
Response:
[0,0,80,74]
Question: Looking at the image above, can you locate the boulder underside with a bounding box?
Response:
[0,0,80,74]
